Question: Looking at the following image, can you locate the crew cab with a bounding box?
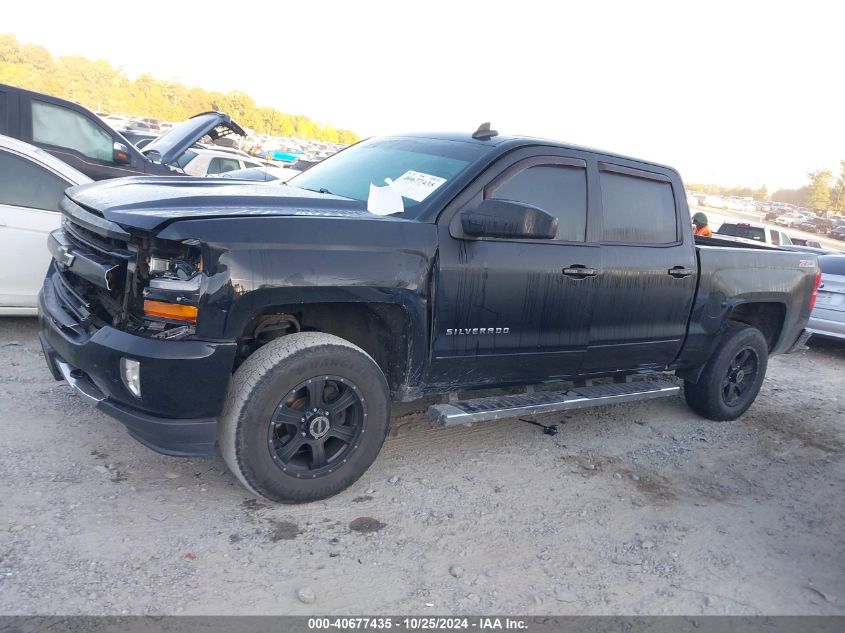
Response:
[38,128,820,502]
[0,83,244,180]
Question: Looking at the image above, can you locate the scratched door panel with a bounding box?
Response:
[428,225,600,388]
[582,243,697,373]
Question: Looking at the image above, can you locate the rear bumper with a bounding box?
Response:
[807,315,845,341]
[38,280,237,456]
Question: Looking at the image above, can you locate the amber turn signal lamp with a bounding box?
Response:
[143,300,197,323]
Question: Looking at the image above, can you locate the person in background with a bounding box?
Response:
[692,211,713,237]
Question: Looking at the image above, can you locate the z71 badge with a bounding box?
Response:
[446,327,510,335]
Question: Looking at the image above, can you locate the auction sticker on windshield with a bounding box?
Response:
[391,170,447,202]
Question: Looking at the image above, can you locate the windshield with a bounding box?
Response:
[717,223,765,241]
[287,137,487,214]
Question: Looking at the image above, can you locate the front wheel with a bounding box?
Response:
[219,332,390,502]
[684,322,768,421]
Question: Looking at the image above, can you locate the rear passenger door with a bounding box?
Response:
[581,162,697,374]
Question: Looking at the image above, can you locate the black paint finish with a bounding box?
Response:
[37,132,817,456]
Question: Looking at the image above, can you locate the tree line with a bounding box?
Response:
[685,162,845,215]
[0,34,359,145]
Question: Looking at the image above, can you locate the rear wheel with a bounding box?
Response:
[684,322,768,421]
[219,332,390,502]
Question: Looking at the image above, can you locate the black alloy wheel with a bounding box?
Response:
[268,376,366,478]
[721,347,759,406]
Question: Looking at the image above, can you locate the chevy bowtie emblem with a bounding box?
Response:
[57,246,75,269]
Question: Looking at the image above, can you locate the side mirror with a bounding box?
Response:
[113,142,131,165]
[460,199,558,240]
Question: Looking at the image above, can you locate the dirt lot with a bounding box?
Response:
[0,317,843,616]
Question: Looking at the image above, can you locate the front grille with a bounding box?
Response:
[55,218,136,327]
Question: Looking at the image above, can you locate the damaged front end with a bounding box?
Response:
[48,197,210,342]
[38,195,237,455]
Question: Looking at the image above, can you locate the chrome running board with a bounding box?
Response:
[428,379,679,426]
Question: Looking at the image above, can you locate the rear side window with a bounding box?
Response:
[717,223,766,242]
[0,150,70,212]
[769,229,781,245]
[32,100,113,162]
[207,156,240,175]
[488,165,587,242]
[819,256,845,276]
[599,170,677,243]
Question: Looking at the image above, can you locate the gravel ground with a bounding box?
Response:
[0,317,843,615]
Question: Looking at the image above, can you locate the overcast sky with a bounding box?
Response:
[6,0,844,189]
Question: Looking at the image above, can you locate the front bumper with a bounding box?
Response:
[38,281,237,456]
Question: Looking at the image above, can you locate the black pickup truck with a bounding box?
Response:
[38,128,821,502]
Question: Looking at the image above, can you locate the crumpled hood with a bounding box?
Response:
[65,176,384,232]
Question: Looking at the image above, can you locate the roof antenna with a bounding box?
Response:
[472,122,498,140]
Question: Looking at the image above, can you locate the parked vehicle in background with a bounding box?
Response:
[220,165,300,182]
[0,83,245,180]
[0,135,90,315]
[715,221,793,246]
[124,120,153,132]
[790,237,823,249]
[703,195,726,209]
[776,213,809,227]
[796,217,832,234]
[831,225,845,241]
[179,148,264,176]
[807,255,845,341]
[101,114,129,129]
[118,129,159,149]
[38,129,819,502]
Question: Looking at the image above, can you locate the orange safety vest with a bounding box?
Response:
[694,225,713,238]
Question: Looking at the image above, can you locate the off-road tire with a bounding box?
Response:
[219,332,390,502]
[684,322,768,421]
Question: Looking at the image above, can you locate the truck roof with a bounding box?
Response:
[394,131,679,174]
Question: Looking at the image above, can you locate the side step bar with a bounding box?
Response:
[428,379,679,427]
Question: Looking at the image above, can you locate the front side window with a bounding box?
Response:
[32,100,113,162]
[599,170,677,244]
[769,229,781,245]
[0,150,70,212]
[487,164,587,242]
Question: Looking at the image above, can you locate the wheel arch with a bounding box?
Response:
[230,287,428,399]
[677,299,786,384]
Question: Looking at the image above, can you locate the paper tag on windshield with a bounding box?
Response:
[390,171,447,202]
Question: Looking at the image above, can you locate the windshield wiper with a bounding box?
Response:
[297,186,334,195]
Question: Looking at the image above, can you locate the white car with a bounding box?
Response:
[775,213,809,227]
[0,135,91,315]
[177,147,264,176]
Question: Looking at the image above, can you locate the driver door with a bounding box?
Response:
[427,149,600,389]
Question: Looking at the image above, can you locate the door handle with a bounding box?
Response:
[563,265,598,278]
[668,266,695,278]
